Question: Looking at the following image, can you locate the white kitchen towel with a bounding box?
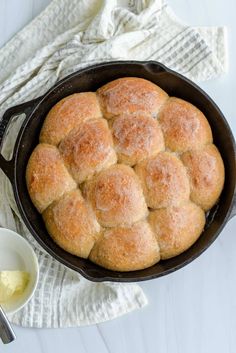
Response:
[0,0,227,328]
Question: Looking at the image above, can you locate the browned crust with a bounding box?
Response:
[26,143,76,213]
[89,221,160,271]
[159,97,213,152]
[83,164,148,227]
[135,152,190,209]
[181,144,225,210]
[40,92,102,146]
[97,77,168,119]
[149,202,205,259]
[43,189,101,258]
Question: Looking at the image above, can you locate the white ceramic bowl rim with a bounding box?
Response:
[0,228,39,314]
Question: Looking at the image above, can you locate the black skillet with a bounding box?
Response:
[0,61,235,282]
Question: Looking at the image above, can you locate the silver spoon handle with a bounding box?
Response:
[0,305,16,344]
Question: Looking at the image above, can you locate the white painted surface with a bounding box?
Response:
[0,0,235,352]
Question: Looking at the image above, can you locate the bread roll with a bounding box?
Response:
[89,221,160,271]
[83,164,148,227]
[59,119,117,183]
[43,189,101,258]
[181,144,225,210]
[135,152,190,209]
[159,97,213,152]
[26,144,76,213]
[40,92,102,145]
[111,113,164,166]
[149,202,205,259]
[97,77,168,119]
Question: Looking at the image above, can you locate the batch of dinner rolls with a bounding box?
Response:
[26,77,225,271]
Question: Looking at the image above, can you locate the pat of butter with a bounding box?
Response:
[0,271,29,303]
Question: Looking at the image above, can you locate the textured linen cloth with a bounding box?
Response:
[0,0,227,328]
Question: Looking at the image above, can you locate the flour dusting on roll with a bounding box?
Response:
[181,144,225,210]
[149,202,205,259]
[59,118,117,183]
[111,113,164,166]
[43,189,101,258]
[90,221,160,271]
[159,97,213,152]
[26,143,76,213]
[40,92,102,146]
[83,164,148,227]
[97,77,168,119]
[135,152,190,209]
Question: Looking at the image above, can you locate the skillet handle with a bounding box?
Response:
[229,192,236,219]
[0,98,41,182]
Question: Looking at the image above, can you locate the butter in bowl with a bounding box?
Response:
[0,270,30,304]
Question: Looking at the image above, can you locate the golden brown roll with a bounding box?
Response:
[26,144,76,213]
[181,144,225,210]
[135,152,190,209]
[97,77,168,119]
[159,97,213,152]
[59,119,117,183]
[43,189,101,258]
[111,113,164,166]
[149,202,205,259]
[40,92,102,145]
[83,164,148,227]
[89,221,160,271]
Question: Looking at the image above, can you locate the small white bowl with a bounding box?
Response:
[0,228,39,314]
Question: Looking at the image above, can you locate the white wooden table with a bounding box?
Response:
[0,0,236,352]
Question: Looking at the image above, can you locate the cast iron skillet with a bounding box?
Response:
[0,61,235,282]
